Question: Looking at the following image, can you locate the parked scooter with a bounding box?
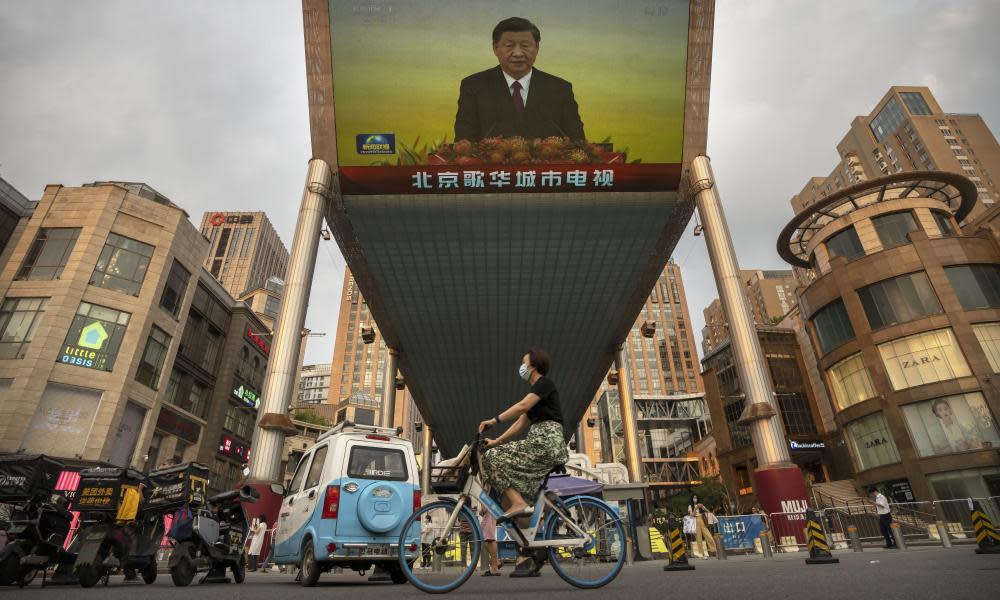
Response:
[166,480,258,586]
[71,467,163,587]
[0,455,75,587]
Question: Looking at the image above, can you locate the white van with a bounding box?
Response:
[272,421,421,586]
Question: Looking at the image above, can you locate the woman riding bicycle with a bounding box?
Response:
[478,348,568,521]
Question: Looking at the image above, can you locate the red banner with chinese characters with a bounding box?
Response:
[338,163,682,195]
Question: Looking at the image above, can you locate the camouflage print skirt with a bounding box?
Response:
[481,420,568,502]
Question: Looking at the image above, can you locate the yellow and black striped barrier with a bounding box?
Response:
[650,525,668,555]
[663,516,695,572]
[971,502,1000,554]
[805,508,839,565]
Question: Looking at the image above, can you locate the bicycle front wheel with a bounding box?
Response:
[398,500,482,594]
[545,495,626,589]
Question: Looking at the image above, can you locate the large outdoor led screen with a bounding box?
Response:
[326,0,690,195]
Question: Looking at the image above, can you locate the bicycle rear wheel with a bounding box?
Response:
[545,495,626,589]
[398,500,481,594]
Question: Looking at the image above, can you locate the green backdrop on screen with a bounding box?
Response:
[328,0,689,167]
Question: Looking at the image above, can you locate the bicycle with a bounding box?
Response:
[396,432,626,593]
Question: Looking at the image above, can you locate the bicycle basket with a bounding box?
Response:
[429,465,469,494]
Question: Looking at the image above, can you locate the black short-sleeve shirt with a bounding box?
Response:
[527,376,563,424]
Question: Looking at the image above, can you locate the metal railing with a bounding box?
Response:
[767,496,1000,550]
[641,458,702,485]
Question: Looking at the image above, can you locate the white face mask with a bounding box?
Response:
[519,363,532,381]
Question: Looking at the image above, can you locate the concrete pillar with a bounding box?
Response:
[614,345,643,483]
[381,348,399,428]
[248,159,332,483]
[421,424,433,494]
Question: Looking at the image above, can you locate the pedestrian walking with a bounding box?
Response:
[869,487,896,549]
[688,495,717,558]
[420,514,435,569]
[260,523,276,572]
[480,506,501,576]
[247,515,266,570]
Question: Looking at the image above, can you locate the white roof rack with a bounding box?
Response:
[316,420,403,444]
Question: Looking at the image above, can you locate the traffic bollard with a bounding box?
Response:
[804,508,839,565]
[759,531,773,558]
[847,525,862,552]
[970,499,1000,554]
[663,516,695,572]
[890,523,907,550]
[936,521,952,549]
[713,533,726,560]
[626,537,634,566]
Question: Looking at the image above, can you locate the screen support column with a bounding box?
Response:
[614,345,643,484]
[381,348,399,428]
[248,158,332,483]
[690,155,808,535]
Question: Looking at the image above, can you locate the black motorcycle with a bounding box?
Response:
[71,467,163,587]
[0,455,75,587]
[166,483,258,586]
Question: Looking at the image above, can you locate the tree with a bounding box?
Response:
[668,476,730,516]
[292,409,331,427]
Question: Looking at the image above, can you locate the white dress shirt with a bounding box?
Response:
[502,69,533,107]
[874,492,891,515]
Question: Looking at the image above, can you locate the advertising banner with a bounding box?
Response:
[325,0,689,194]
[718,515,767,551]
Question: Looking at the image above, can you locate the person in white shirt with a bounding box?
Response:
[869,487,896,548]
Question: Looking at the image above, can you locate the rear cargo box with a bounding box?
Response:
[74,467,149,520]
[147,462,210,512]
[0,454,64,502]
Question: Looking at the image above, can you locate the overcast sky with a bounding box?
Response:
[2,1,999,367]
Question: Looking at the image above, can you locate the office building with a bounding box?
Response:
[298,363,331,407]
[581,261,708,503]
[0,175,35,259]
[790,86,1000,221]
[0,182,209,464]
[701,326,848,509]
[326,269,416,437]
[0,182,270,494]
[778,168,1000,504]
[198,211,289,298]
[162,269,270,494]
[702,269,798,354]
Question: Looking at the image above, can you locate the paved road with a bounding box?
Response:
[9,546,999,599]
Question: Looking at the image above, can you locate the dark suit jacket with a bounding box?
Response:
[454,66,586,142]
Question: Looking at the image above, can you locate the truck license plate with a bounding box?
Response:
[364,544,388,556]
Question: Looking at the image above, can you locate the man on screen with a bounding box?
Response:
[454,17,586,142]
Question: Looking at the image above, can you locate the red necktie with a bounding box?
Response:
[511,80,525,115]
